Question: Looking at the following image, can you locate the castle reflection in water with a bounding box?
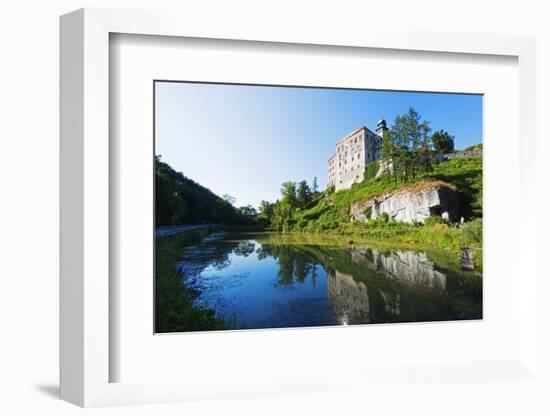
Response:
[177,232,482,330]
[327,248,448,325]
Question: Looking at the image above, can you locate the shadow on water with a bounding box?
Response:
[176,232,482,329]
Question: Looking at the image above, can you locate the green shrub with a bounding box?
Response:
[363,206,372,218]
[463,218,483,246]
[364,161,380,182]
[424,216,445,226]
[300,218,312,229]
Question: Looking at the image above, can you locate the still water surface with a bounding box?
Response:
[177,232,482,329]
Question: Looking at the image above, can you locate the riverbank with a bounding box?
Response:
[256,226,482,275]
[155,226,228,333]
[266,217,483,271]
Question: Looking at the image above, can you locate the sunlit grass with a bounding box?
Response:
[286,157,482,266]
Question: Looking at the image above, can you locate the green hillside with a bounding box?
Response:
[263,156,483,258]
[297,156,482,231]
[155,156,250,227]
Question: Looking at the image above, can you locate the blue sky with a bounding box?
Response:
[155,82,482,209]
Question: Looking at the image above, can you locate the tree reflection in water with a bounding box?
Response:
[257,245,318,287]
[177,233,482,329]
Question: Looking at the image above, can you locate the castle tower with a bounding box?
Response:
[376,117,388,138]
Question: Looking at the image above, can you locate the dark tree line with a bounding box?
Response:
[155,156,255,227]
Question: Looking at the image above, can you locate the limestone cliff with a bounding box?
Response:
[349,183,459,224]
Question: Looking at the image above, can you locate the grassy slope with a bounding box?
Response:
[155,228,228,333]
[292,157,483,260]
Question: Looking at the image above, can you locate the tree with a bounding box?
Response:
[296,180,312,208]
[431,129,455,154]
[280,181,298,208]
[380,130,396,183]
[389,107,431,182]
[418,122,434,174]
[222,194,236,206]
[256,200,275,227]
[237,205,258,223]
[272,200,294,232]
[311,176,319,193]
[364,161,379,182]
[258,200,274,218]
[156,156,226,226]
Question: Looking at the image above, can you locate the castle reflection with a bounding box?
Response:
[351,248,447,291]
[328,270,371,325]
[179,232,482,329]
[327,248,448,324]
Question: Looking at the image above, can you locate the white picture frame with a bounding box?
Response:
[60,7,538,408]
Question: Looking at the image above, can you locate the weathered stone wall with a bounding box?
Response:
[349,186,459,224]
[445,149,482,160]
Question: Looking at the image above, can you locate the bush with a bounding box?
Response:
[295,218,307,229]
[424,216,445,226]
[363,206,372,218]
[364,161,380,182]
[379,212,389,222]
[463,218,483,245]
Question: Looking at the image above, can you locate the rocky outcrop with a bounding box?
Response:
[349,184,459,224]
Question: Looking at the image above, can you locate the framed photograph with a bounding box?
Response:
[60,8,538,407]
[153,80,483,333]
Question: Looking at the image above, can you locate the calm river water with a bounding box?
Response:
[176,232,482,329]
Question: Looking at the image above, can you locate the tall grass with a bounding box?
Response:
[155,228,228,333]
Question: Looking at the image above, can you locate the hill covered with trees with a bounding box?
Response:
[259,157,481,230]
[155,156,256,227]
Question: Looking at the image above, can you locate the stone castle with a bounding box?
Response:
[328,118,388,191]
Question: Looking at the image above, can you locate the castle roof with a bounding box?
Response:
[334,125,377,146]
